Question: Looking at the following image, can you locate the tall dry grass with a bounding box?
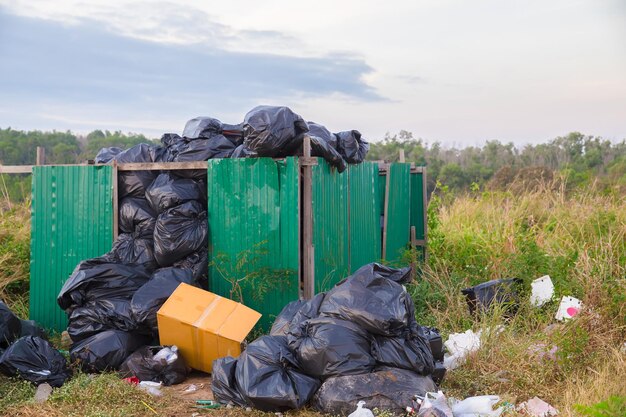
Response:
[0,200,30,318]
[411,177,626,414]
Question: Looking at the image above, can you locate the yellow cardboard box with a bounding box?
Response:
[157,283,261,373]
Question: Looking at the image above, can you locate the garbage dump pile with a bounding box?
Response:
[212,263,440,414]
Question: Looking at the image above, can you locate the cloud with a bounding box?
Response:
[0,9,384,134]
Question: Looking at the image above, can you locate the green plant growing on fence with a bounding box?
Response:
[210,241,294,304]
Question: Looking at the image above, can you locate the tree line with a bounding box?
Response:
[0,127,624,202]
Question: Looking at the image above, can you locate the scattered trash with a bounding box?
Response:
[416,391,453,417]
[183,384,198,393]
[443,329,482,370]
[0,336,71,387]
[314,367,436,415]
[123,376,140,385]
[450,394,504,417]
[0,301,21,348]
[528,343,558,363]
[34,382,53,403]
[119,345,189,386]
[194,400,221,409]
[530,275,554,307]
[517,397,559,417]
[555,296,582,321]
[348,401,375,417]
[138,380,163,397]
[461,278,522,316]
[157,283,261,373]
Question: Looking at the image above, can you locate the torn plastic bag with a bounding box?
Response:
[95,147,123,163]
[108,233,158,271]
[145,173,207,214]
[119,345,188,386]
[242,105,309,157]
[172,247,208,287]
[212,356,247,406]
[313,367,436,416]
[335,130,369,164]
[287,317,375,379]
[19,320,47,339]
[183,117,223,139]
[371,333,434,375]
[461,278,522,316]
[154,201,208,267]
[131,267,194,333]
[0,336,71,387]
[319,263,412,336]
[235,335,320,412]
[0,301,21,348]
[418,326,444,361]
[57,260,151,310]
[119,197,156,236]
[70,330,149,372]
[270,293,325,337]
[67,298,137,342]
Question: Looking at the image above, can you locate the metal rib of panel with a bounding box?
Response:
[311,158,350,292]
[349,162,382,272]
[30,165,114,332]
[410,172,426,240]
[206,158,299,330]
[384,163,411,263]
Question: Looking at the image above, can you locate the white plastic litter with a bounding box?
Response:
[517,397,558,417]
[138,380,163,397]
[153,345,179,364]
[450,395,503,417]
[443,330,482,370]
[348,401,375,417]
[417,391,453,417]
[183,383,198,393]
[530,275,554,307]
[555,296,582,321]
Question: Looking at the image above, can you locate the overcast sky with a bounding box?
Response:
[0,0,624,145]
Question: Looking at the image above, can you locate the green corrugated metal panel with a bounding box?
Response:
[384,163,411,263]
[349,162,382,272]
[410,172,425,240]
[30,165,114,332]
[312,158,350,291]
[206,158,299,330]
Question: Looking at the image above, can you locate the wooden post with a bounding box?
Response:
[36,147,46,165]
[410,226,417,281]
[301,135,315,299]
[399,149,405,163]
[112,160,119,240]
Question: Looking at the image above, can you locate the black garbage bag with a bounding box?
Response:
[172,247,208,287]
[0,336,71,387]
[418,326,444,362]
[67,298,137,342]
[222,123,244,146]
[108,233,158,271]
[371,333,434,375]
[0,301,21,348]
[145,173,207,214]
[287,317,375,379]
[70,330,149,372]
[242,105,309,157]
[183,117,223,139]
[235,335,320,412]
[154,201,208,267]
[308,121,338,149]
[461,278,523,316]
[231,144,255,158]
[119,345,188,386]
[95,147,123,163]
[114,143,159,198]
[58,260,151,310]
[270,293,325,337]
[310,135,347,172]
[353,262,413,285]
[131,268,195,333]
[335,130,369,164]
[319,263,413,336]
[172,136,236,162]
[19,320,47,339]
[313,367,436,415]
[119,197,156,236]
[212,356,247,407]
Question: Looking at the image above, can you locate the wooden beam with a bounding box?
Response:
[0,165,34,174]
[36,147,46,165]
[398,149,405,163]
[116,161,208,171]
[301,135,315,299]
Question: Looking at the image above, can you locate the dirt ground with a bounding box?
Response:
[163,371,215,402]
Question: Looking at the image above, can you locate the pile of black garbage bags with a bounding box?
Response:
[212,263,443,415]
[96,105,369,173]
[0,301,71,387]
